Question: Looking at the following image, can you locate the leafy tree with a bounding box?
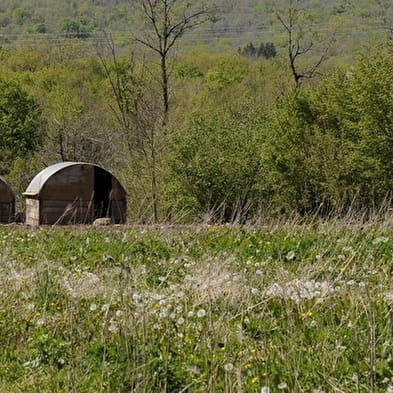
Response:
[98,35,164,222]
[166,100,266,223]
[258,42,277,59]
[203,54,247,90]
[34,61,113,166]
[347,48,393,204]
[267,81,356,215]
[58,17,97,38]
[267,47,393,214]
[238,42,257,58]
[238,42,277,59]
[0,78,42,175]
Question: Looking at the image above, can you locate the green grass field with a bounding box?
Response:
[1,221,393,392]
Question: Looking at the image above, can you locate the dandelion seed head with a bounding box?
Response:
[286,250,296,260]
[251,287,259,295]
[36,318,45,327]
[372,236,389,245]
[186,365,200,375]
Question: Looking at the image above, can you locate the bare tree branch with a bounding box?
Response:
[276,1,334,86]
[133,0,214,120]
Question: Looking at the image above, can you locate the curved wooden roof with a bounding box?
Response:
[24,162,126,197]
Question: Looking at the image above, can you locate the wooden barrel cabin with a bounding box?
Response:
[23,162,127,225]
[0,176,15,223]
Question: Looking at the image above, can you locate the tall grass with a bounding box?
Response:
[1,220,393,392]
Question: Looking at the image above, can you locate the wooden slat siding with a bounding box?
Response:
[111,178,126,200]
[111,200,127,224]
[40,200,92,207]
[40,199,95,224]
[0,183,13,203]
[0,202,11,223]
[0,178,15,222]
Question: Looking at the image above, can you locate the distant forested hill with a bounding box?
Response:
[1,0,393,52]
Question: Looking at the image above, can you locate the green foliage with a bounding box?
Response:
[266,84,355,213]
[2,4,393,221]
[204,54,248,90]
[166,100,266,222]
[0,78,42,175]
[58,17,97,38]
[238,42,277,59]
[348,49,393,202]
[266,47,393,215]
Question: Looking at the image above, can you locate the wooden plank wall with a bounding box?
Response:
[111,199,127,224]
[40,199,95,225]
[0,202,13,223]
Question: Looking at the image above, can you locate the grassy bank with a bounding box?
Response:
[1,222,393,392]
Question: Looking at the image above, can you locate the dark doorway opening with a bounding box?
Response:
[94,167,112,219]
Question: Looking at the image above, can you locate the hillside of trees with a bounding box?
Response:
[1,0,393,223]
[1,0,393,50]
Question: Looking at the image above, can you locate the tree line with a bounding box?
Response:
[1,0,393,223]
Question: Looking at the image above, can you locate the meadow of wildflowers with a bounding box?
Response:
[1,222,393,392]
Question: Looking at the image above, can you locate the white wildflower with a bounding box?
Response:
[61,271,102,298]
[224,363,234,372]
[89,303,98,312]
[108,319,118,333]
[159,309,169,318]
[197,309,206,318]
[372,236,389,245]
[309,319,318,328]
[286,250,296,261]
[251,287,259,295]
[265,279,333,303]
[261,386,270,393]
[186,365,200,375]
[36,318,45,327]
[278,382,287,390]
[384,292,393,304]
